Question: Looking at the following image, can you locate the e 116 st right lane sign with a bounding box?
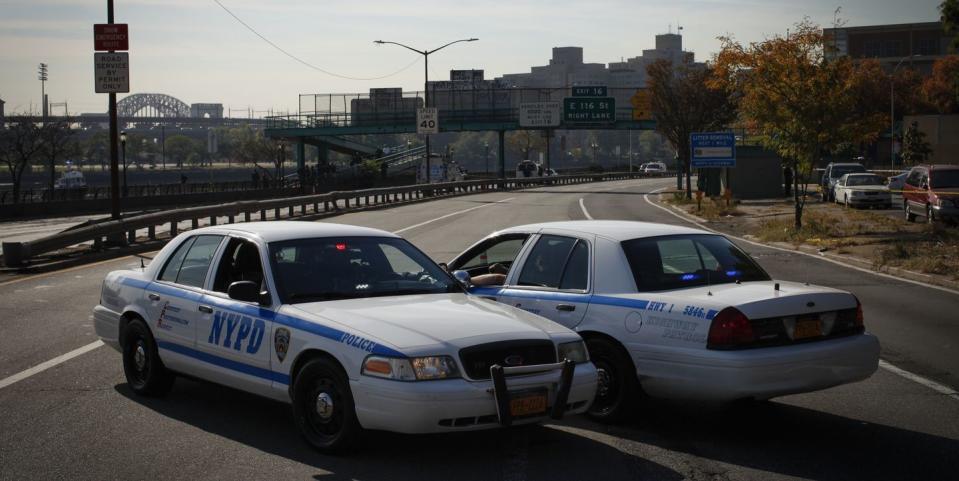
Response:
[690,132,736,168]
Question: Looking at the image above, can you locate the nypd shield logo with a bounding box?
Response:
[274,328,291,363]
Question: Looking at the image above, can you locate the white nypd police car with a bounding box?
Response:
[447,221,880,421]
[93,222,597,452]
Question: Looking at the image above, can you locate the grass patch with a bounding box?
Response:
[873,224,959,279]
[665,193,741,220]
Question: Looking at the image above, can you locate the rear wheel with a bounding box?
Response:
[585,337,640,423]
[122,318,175,396]
[292,358,362,453]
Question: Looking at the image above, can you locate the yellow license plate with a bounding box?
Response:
[509,392,548,417]
[794,318,823,339]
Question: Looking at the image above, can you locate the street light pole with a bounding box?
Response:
[890,54,920,170]
[484,141,489,175]
[374,38,478,183]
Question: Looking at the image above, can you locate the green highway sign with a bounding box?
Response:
[563,97,615,123]
[571,86,607,97]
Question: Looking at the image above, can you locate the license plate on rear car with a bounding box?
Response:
[509,389,548,417]
[793,318,823,339]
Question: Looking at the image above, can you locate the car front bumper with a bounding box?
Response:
[93,304,123,352]
[848,194,891,206]
[351,361,598,434]
[629,333,880,402]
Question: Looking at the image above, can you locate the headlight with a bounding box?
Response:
[557,340,589,363]
[362,355,459,381]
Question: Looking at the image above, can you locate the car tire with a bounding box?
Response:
[585,337,641,423]
[905,201,916,222]
[292,357,362,453]
[122,318,175,397]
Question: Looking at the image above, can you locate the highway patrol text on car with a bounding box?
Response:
[448,221,880,421]
[94,222,597,452]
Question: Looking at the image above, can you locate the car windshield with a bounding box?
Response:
[831,165,866,178]
[845,175,884,186]
[268,236,459,304]
[930,170,959,189]
[621,234,770,292]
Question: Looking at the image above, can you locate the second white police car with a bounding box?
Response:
[448,221,881,421]
[94,222,597,452]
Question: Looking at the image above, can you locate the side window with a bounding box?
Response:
[159,237,196,283]
[558,241,589,290]
[212,238,265,293]
[458,236,529,272]
[518,235,586,289]
[173,235,224,288]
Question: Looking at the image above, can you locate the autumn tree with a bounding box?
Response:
[921,55,959,114]
[942,0,959,51]
[901,121,933,165]
[506,130,545,162]
[0,121,45,204]
[712,20,887,229]
[647,59,738,198]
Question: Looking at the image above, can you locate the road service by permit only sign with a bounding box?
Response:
[94,52,129,93]
[690,132,736,168]
[519,102,561,127]
[417,108,438,134]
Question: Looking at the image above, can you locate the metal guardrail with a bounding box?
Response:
[1,171,666,267]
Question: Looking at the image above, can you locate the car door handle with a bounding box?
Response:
[556,304,576,312]
[148,293,160,301]
[198,305,214,314]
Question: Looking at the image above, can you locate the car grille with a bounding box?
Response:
[745,307,863,349]
[459,340,557,380]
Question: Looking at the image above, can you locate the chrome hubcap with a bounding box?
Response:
[134,342,147,371]
[315,392,334,420]
[596,368,611,398]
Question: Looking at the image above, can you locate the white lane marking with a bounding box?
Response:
[391,197,515,234]
[643,188,959,297]
[879,360,959,401]
[579,198,593,220]
[643,188,959,399]
[0,340,104,390]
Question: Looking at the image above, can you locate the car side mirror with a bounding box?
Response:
[451,270,472,289]
[228,281,270,305]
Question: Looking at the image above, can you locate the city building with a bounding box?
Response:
[190,103,224,118]
[823,22,956,74]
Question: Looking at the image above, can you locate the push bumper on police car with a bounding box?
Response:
[351,360,598,433]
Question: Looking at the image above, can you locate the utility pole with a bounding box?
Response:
[37,63,48,122]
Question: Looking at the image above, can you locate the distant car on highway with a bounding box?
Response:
[821,162,867,202]
[448,221,880,421]
[833,173,892,209]
[903,164,959,224]
[93,222,597,452]
[642,162,667,174]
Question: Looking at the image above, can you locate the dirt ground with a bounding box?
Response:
[665,188,959,282]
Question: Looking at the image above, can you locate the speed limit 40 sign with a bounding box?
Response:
[417,108,438,134]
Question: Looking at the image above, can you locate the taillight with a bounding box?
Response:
[854,296,864,328]
[707,307,754,349]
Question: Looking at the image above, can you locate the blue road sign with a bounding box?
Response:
[690,132,736,168]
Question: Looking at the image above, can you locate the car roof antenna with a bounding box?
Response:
[706,269,712,296]
[140,258,145,269]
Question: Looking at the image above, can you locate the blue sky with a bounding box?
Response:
[0,0,943,115]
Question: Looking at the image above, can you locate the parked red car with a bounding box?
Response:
[902,165,959,224]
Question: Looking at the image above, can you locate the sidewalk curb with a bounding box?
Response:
[653,194,959,295]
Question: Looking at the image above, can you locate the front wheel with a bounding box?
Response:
[585,337,641,423]
[122,318,175,396]
[927,205,936,224]
[292,358,362,453]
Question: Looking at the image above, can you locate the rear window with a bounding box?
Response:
[931,170,959,189]
[621,234,770,292]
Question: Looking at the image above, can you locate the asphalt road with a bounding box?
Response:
[1,178,958,481]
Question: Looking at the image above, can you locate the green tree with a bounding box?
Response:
[506,130,545,162]
[712,20,887,228]
[647,59,739,198]
[164,134,200,168]
[0,121,45,204]
[901,121,933,165]
[40,119,77,191]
